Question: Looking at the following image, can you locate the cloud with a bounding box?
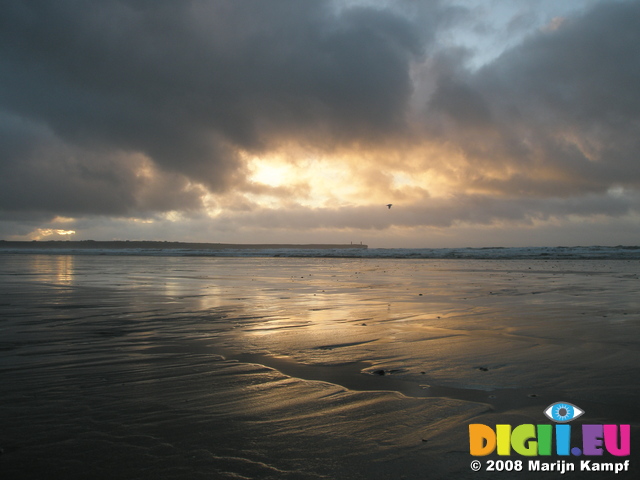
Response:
[0,0,428,213]
[425,0,640,198]
[219,190,638,232]
[0,111,204,217]
[0,0,639,245]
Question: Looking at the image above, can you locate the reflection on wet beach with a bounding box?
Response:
[21,254,76,285]
[1,254,639,479]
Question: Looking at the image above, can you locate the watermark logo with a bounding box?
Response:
[543,402,584,423]
[468,401,631,474]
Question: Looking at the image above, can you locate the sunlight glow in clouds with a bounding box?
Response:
[249,159,294,188]
[30,229,76,240]
[243,145,454,212]
[246,153,366,208]
[0,0,638,246]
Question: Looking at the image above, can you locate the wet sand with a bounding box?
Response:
[1,255,639,478]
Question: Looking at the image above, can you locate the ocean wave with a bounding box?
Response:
[1,244,639,260]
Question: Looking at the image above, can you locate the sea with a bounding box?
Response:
[1,244,640,259]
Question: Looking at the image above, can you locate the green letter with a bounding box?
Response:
[511,424,537,456]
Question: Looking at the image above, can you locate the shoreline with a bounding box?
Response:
[1,242,639,260]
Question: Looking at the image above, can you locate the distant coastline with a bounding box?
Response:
[0,240,368,250]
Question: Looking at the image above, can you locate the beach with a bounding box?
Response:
[1,253,639,479]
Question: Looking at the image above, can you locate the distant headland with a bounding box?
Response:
[0,240,368,250]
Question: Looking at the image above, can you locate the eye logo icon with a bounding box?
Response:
[544,402,584,423]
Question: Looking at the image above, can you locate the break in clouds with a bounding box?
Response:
[1,0,639,243]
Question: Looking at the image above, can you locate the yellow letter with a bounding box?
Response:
[496,424,512,455]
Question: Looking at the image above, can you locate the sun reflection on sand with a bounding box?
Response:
[1,254,640,479]
[26,254,75,285]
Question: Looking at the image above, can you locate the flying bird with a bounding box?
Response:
[386,204,392,209]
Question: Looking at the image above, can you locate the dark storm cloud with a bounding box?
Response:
[2,0,639,241]
[0,0,429,218]
[427,0,640,196]
[0,110,203,217]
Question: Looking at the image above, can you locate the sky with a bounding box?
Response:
[1,0,639,248]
